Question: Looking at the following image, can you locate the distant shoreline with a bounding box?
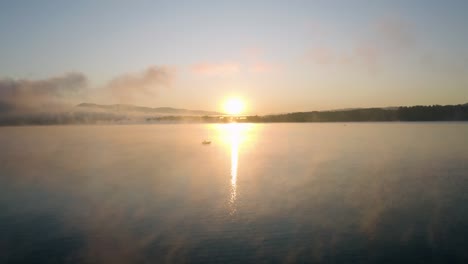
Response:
[1,121,468,129]
[1,104,467,126]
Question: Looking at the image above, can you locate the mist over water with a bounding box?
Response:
[1,123,467,263]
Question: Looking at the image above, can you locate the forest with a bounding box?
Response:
[240,104,468,123]
[1,104,467,125]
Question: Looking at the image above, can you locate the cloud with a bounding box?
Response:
[0,72,88,111]
[243,47,265,58]
[376,16,414,51]
[355,16,414,72]
[191,48,277,76]
[103,66,173,104]
[248,61,275,73]
[191,62,240,76]
[307,21,329,40]
[244,47,277,73]
[0,66,174,114]
[306,46,336,65]
[303,15,415,73]
[353,42,380,73]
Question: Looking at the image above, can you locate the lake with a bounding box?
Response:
[1,123,467,263]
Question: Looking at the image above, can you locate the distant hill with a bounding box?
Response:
[1,103,467,125]
[239,104,468,122]
[77,103,222,116]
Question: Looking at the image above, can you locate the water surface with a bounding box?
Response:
[1,123,467,263]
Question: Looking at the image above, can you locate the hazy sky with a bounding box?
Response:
[1,0,468,114]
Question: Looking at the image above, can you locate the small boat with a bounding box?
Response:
[202,140,211,145]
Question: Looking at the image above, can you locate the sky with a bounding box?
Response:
[1,0,468,114]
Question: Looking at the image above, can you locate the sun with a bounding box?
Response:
[224,98,245,115]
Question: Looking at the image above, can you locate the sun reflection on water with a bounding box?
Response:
[214,123,255,216]
[230,137,238,214]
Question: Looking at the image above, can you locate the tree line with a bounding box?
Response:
[1,104,467,125]
[240,104,468,123]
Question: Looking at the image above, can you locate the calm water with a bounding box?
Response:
[1,123,468,263]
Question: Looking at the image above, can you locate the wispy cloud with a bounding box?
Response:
[353,42,380,73]
[243,47,265,58]
[244,47,277,74]
[306,46,336,65]
[376,16,414,51]
[0,66,174,113]
[303,15,416,73]
[307,21,329,40]
[103,66,174,104]
[248,61,275,73]
[0,72,88,111]
[191,62,240,76]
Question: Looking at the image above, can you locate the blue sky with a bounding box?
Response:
[1,0,467,113]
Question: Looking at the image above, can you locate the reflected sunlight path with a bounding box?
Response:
[215,123,255,216]
[230,128,239,214]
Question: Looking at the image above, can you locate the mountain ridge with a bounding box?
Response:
[77,103,223,116]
